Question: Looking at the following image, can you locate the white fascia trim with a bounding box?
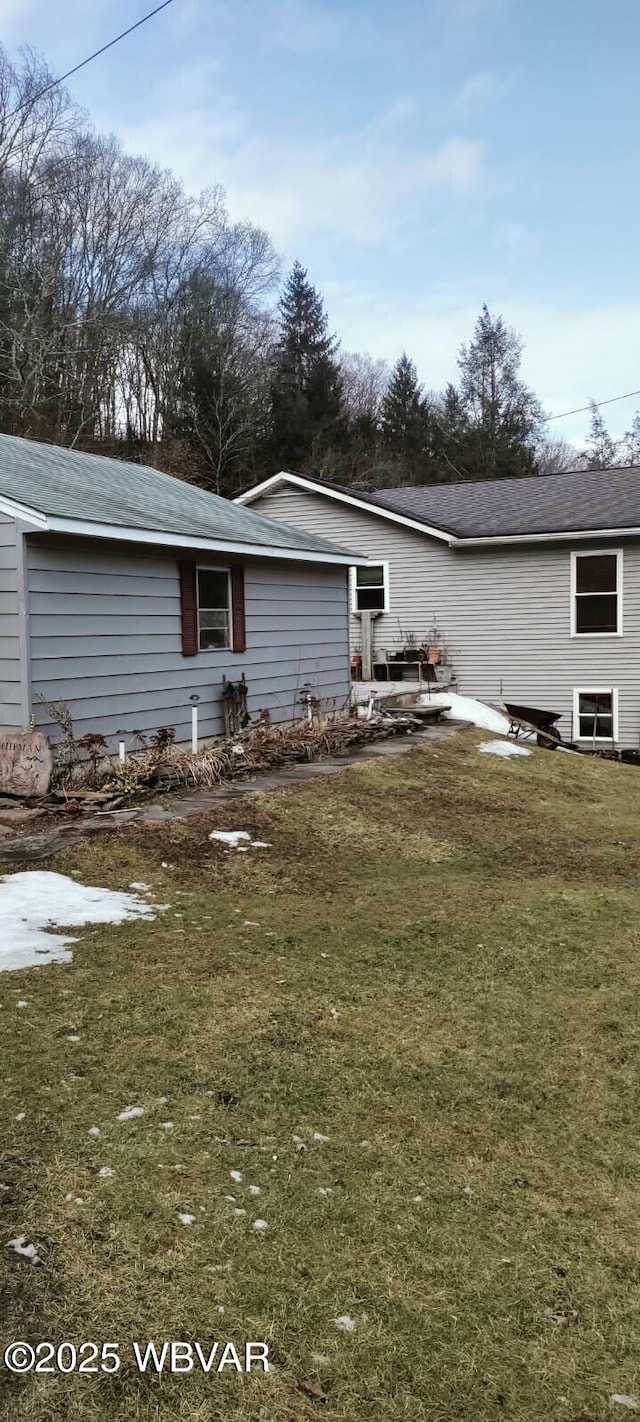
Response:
[0,492,48,528]
[39,514,367,566]
[457,527,640,547]
[235,471,455,545]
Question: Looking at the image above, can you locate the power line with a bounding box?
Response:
[4,0,176,122]
[544,388,640,424]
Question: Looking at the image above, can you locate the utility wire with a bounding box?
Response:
[544,388,640,424]
[4,0,176,122]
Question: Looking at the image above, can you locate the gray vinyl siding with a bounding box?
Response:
[27,537,350,746]
[252,486,640,748]
[0,511,24,730]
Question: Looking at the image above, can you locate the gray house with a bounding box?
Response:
[238,467,640,749]
[0,437,358,747]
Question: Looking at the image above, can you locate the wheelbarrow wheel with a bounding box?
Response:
[537,725,561,749]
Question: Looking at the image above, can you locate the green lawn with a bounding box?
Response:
[1,731,639,1421]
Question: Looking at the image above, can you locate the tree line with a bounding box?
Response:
[0,45,635,496]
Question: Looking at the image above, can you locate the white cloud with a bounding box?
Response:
[0,0,31,27]
[118,86,485,245]
[451,71,501,114]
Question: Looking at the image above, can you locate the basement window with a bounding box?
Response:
[352,563,389,612]
[572,551,622,635]
[573,689,618,743]
[197,568,232,650]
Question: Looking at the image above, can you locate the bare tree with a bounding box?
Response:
[536,436,581,475]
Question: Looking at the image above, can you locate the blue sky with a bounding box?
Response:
[2,0,640,445]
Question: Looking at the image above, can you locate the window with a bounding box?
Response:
[352,563,389,612]
[571,550,622,635]
[197,567,232,649]
[573,689,618,742]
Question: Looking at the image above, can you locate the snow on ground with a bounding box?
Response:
[478,740,531,758]
[0,871,159,973]
[419,692,510,735]
[209,830,271,850]
[6,1235,40,1263]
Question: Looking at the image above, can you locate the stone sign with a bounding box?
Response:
[0,731,53,797]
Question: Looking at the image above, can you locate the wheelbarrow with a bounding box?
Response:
[502,702,563,750]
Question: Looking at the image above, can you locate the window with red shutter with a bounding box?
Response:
[179,562,198,656]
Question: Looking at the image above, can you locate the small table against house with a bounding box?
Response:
[371,659,434,683]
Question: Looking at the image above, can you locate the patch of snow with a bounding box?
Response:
[117,1106,144,1122]
[312,1352,330,1366]
[17,1000,27,1008]
[253,1218,268,1231]
[209,830,271,851]
[230,1169,242,1183]
[209,830,252,848]
[412,1195,422,1203]
[97,1166,115,1178]
[159,1121,174,1130]
[225,1195,236,1203]
[6,1235,39,1263]
[15,1111,25,1121]
[334,1314,356,1332]
[318,1187,333,1197]
[234,1207,247,1217]
[478,739,531,758]
[178,1213,195,1226]
[313,1132,329,1143]
[66,1034,81,1042]
[419,691,510,735]
[0,872,159,973]
[243,920,261,927]
[611,1398,638,1411]
[88,1127,100,1137]
[129,882,152,892]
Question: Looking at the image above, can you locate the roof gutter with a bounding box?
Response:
[453,526,640,547]
[35,514,367,566]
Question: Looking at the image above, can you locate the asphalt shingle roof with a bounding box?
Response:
[361,466,640,538]
[0,434,352,559]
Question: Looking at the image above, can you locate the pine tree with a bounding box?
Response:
[456,304,544,479]
[380,353,434,480]
[583,400,618,469]
[268,262,344,470]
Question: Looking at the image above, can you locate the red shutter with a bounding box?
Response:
[179,561,198,656]
[230,565,246,652]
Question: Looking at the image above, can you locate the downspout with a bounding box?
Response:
[14,521,32,732]
[356,609,382,681]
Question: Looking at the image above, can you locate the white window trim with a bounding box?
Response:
[572,687,619,743]
[196,564,233,652]
[570,548,623,637]
[350,560,390,614]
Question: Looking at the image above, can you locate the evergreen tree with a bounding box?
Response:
[583,399,618,469]
[615,408,639,467]
[456,304,544,479]
[268,261,345,470]
[380,353,435,480]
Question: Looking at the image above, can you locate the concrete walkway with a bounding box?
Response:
[0,721,462,864]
